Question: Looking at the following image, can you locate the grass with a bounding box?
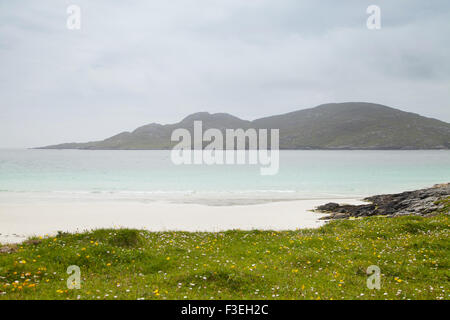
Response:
[436,196,450,214]
[0,214,448,300]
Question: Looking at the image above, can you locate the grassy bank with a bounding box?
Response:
[0,213,448,300]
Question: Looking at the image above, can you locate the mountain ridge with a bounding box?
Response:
[38,102,450,150]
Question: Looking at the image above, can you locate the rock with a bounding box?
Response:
[316,183,450,220]
[316,203,340,212]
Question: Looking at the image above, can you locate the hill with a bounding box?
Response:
[39,102,450,150]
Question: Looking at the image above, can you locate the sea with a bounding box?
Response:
[0,149,449,204]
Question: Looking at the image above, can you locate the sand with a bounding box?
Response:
[0,196,365,244]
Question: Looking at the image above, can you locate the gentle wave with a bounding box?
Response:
[0,189,300,194]
[0,190,364,201]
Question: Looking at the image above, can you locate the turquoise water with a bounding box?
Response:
[0,149,449,199]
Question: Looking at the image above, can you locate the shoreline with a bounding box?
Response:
[0,198,364,244]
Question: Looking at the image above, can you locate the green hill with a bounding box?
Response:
[39,102,450,150]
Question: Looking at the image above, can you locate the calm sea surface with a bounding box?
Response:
[0,149,449,200]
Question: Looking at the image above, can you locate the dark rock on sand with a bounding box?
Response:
[316,183,450,219]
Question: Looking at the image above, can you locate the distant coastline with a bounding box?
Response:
[38,102,450,150]
[35,146,450,150]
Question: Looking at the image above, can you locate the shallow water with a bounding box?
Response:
[0,149,449,201]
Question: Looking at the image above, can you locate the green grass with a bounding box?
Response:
[436,196,450,214]
[0,214,449,300]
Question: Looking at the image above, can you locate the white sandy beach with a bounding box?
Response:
[0,195,365,244]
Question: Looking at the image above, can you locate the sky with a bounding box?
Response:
[0,0,449,148]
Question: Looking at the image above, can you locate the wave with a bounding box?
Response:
[0,189,363,200]
[57,189,300,195]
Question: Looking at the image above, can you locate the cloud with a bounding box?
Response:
[0,0,449,147]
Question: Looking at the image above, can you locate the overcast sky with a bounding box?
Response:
[0,0,449,148]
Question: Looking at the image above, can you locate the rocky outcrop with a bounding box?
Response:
[316,183,450,219]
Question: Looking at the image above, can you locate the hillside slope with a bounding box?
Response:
[40,102,450,150]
